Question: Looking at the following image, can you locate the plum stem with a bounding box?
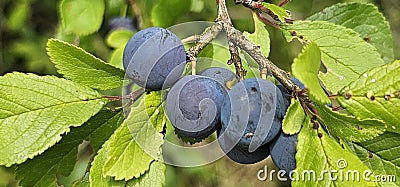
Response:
[261,74,267,80]
[103,88,145,102]
[181,35,201,43]
[191,59,197,75]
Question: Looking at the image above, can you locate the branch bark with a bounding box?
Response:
[216,0,296,90]
[186,22,223,62]
[227,41,246,79]
[216,0,319,117]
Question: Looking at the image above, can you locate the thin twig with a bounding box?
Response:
[186,22,224,74]
[187,23,223,60]
[225,25,270,80]
[181,35,201,44]
[216,0,232,24]
[128,0,143,29]
[103,88,145,102]
[216,0,246,79]
[278,0,290,7]
[227,41,246,79]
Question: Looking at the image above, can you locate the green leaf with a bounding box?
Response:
[190,0,204,13]
[307,3,394,63]
[351,132,400,187]
[103,122,154,180]
[126,92,165,157]
[261,2,290,23]
[103,92,165,180]
[7,0,30,31]
[292,42,330,104]
[151,0,191,27]
[106,29,135,49]
[282,99,305,135]
[135,0,160,28]
[10,37,55,75]
[282,21,384,94]
[195,44,259,79]
[47,39,126,90]
[0,73,107,166]
[72,180,90,187]
[244,13,270,58]
[90,143,126,186]
[293,118,376,187]
[90,144,166,187]
[198,44,230,68]
[316,103,385,142]
[241,49,260,69]
[60,0,105,36]
[198,44,214,59]
[126,161,166,187]
[338,60,400,134]
[85,110,125,151]
[109,47,124,70]
[144,91,167,133]
[15,110,123,186]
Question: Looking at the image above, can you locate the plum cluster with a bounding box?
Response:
[123,27,300,173]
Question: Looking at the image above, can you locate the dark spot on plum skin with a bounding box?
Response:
[264,103,271,112]
[251,87,257,92]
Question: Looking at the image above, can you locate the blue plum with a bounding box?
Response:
[221,78,285,152]
[166,75,227,139]
[123,27,186,90]
[291,77,305,90]
[108,17,136,31]
[277,77,305,109]
[198,67,237,89]
[217,129,269,164]
[269,132,298,174]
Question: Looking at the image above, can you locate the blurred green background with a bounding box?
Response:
[0,0,399,186]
